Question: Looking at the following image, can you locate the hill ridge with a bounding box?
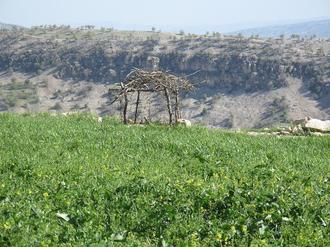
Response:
[0,26,329,127]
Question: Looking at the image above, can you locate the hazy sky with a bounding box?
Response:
[1,0,330,32]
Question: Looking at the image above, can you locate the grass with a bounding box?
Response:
[0,113,329,246]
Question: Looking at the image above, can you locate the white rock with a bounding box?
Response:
[280,130,291,135]
[304,118,330,132]
[177,119,192,127]
[56,212,70,221]
[61,112,77,116]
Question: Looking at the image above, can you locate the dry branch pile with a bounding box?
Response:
[109,69,194,124]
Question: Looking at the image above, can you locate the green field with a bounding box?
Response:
[0,114,329,246]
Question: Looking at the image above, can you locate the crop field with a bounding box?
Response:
[0,113,329,246]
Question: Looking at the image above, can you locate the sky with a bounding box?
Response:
[1,0,330,32]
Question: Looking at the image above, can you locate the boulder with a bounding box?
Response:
[62,111,78,116]
[177,119,192,127]
[304,117,330,132]
[279,130,291,135]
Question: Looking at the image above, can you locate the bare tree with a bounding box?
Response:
[109,69,194,124]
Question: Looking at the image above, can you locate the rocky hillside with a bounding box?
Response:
[0,26,329,128]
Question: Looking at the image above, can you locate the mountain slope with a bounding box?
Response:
[230,19,330,38]
[0,26,329,128]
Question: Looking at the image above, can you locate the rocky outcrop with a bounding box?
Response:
[1,28,329,97]
[304,117,330,132]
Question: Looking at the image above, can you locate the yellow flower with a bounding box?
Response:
[231,225,236,235]
[43,192,49,198]
[304,186,313,194]
[194,180,202,187]
[41,240,49,247]
[215,232,222,242]
[187,179,194,185]
[242,225,248,234]
[3,222,11,230]
[191,233,199,247]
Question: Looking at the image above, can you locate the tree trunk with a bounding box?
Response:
[123,93,128,124]
[174,91,180,122]
[134,91,141,124]
[164,88,173,124]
